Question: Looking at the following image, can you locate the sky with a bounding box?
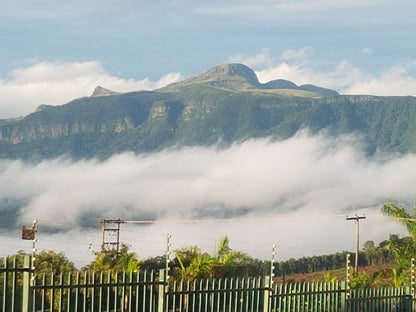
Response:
[1,0,416,117]
[1,0,416,267]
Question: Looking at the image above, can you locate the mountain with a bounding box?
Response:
[1,63,416,159]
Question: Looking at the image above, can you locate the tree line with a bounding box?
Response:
[1,235,400,280]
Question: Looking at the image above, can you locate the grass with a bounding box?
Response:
[239,88,322,98]
[273,264,396,287]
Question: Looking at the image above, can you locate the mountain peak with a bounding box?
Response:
[160,63,260,92]
[204,63,259,85]
[91,86,120,97]
[159,63,338,96]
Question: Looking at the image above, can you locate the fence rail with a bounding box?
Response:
[1,254,416,312]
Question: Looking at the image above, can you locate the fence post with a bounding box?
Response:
[411,258,415,297]
[263,276,271,312]
[411,257,415,311]
[344,253,351,312]
[21,254,31,312]
[158,269,166,312]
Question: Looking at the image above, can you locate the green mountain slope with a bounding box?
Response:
[1,64,416,159]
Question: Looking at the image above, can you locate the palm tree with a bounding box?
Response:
[381,201,416,286]
[215,236,232,262]
[186,254,216,279]
[174,246,203,268]
[118,252,142,273]
[381,201,416,240]
[383,234,415,286]
[213,236,253,277]
[173,238,254,279]
[215,236,251,264]
[174,246,215,280]
[85,243,141,273]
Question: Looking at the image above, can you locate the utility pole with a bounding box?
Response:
[101,219,124,254]
[346,214,366,274]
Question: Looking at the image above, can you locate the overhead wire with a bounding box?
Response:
[0,211,362,265]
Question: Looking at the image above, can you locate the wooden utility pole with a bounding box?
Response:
[346,214,366,274]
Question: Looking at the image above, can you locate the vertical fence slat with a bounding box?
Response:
[136,270,141,312]
[49,272,54,312]
[97,271,102,312]
[66,272,71,312]
[121,271,126,312]
[40,274,46,312]
[2,257,6,312]
[11,257,16,312]
[127,272,132,312]
[74,272,79,311]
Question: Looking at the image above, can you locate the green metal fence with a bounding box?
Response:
[163,271,267,312]
[31,269,161,311]
[268,281,413,312]
[1,254,416,312]
[270,280,346,312]
[347,287,414,312]
[1,256,26,312]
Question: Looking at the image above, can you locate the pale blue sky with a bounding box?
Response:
[1,0,416,117]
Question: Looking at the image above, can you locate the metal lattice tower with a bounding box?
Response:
[100,219,124,253]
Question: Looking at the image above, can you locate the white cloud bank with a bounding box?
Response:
[250,48,416,96]
[0,61,182,118]
[229,48,416,95]
[229,48,274,68]
[256,61,416,96]
[0,132,412,266]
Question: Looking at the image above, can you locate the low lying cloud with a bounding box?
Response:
[345,64,416,96]
[227,48,416,96]
[280,47,315,62]
[256,61,366,92]
[0,61,182,118]
[256,59,416,96]
[0,132,413,266]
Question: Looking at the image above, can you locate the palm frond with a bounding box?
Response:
[381,202,416,240]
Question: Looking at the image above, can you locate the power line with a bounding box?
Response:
[0,212,368,266]
[122,214,347,224]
